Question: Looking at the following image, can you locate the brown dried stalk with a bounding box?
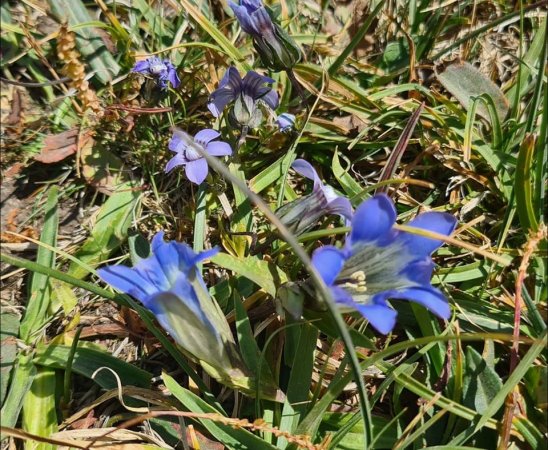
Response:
[498,223,547,449]
[57,24,102,115]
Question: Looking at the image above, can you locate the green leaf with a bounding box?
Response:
[0,353,36,434]
[175,0,250,71]
[68,183,140,279]
[515,134,539,232]
[462,346,503,415]
[0,313,19,405]
[162,372,276,450]
[33,344,151,390]
[319,413,398,450]
[278,322,318,448]
[332,150,363,197]
[249,152,295,194]
[22,367,58,450]
[211,253,287,297]
[20,186,58,343]
[436,61,509,122]
[47,0,120,84]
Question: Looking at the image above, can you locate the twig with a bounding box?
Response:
[498,223,547,449]
[0,76,71,87]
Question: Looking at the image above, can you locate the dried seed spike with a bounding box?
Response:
[56,23,102,115]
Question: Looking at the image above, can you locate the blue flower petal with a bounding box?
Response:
[149,233,181,285]
[356,303,398,334]
[262,89,279,110]
[97,265,156,303]
[311,245,346,285]
[331,288,398,334]
[400,258,435,286]
[165,153,187,173]
[185,158,209,184]
[350,194,396,244]
[167,67,180,88]
[292,159,322,192]
[169,129,193,153]
[326,196,353,222]
[229,1,255,34]
[206,141,232,156]
[194,129,220,146]
[393,286,451,319]
[401,212,457,256]
[132,60,150,73]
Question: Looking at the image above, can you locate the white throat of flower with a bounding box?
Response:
[185,142,205,161]
[337,240,419,303]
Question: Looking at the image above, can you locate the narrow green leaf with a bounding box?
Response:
[20,186,58,342]
[332,150,363,197]
[68,183,140,279]
[22,367,58,450]
[175,0,250,71]
[33,344,151,390]
[162,372,276,450]
[0,313,19,405]
[515,134,539,232]
[278,322,318,448]
[0,353,36,434]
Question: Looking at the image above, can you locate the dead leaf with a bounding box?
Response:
[34,128,93,164]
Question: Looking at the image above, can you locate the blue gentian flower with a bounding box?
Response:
[276,159,353,235]
[132,56,180,89]
[208,67,278,128]
[98,232,284,400]
[312,194,457,334]
[229,0,301,71]
[166,128,232,184]
[97,232,236,367]
[276,113,295,132]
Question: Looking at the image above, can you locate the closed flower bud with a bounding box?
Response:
[230,0,301,71]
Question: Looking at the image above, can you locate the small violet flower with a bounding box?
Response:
[208,67,278,128]
[132,56,180,89]
[276,113,295,133]
[276,159,353,235]
[229,0,301,71]
[312,194,457,334]
[166,129,232,185]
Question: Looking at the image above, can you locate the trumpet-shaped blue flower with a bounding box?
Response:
[208,67,278,128]
[276,159,353,235]
[97,232,233,365]
[229,0,301,71]
[98,232,284,400]
[166,128,232,185]
[276,113,295,132]
[132,56,180,89]
[312,194,457,334]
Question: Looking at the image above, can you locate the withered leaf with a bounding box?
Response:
[34,128,93,164]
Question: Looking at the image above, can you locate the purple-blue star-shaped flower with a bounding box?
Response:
[208,66,278,118]
[276,159,353,234]
[132,56,180,89]
[165,129,232,185]
[276,113,295,132]
[312,194,457,334]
